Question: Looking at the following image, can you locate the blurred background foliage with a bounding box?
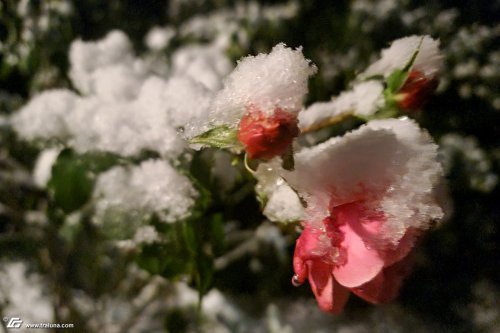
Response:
[0,0,499,332]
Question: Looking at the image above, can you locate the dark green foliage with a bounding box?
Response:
[47,149,119,213]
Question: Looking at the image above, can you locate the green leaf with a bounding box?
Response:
[47,149,120,213]
[189,125,243,150]
[47,150,94,213]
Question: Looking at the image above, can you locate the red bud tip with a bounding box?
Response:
[238,106,299,160]
[397,70,438,110]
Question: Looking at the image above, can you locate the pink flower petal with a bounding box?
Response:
[332,204,385,288]
[293,224,321,284]
[307,259,350,313]
[350,253,415,304]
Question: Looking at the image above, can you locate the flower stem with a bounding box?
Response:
[299,111,355,134]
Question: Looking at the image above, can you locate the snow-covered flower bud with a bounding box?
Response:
[362,35,443,112]
[238,106,299,159]
[191,43,316,158]
[362,35,443,81]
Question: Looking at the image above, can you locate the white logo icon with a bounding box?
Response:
[5,317,23,329]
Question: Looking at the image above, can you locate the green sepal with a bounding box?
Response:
[384,36,424,94]
[402,37,424,72]
[386,69,409,93]
[189,125,243,151]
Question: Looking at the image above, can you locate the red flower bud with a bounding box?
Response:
[397,70,438,110]
[237,106,299,160]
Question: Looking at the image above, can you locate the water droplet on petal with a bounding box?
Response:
[291,274,303,287]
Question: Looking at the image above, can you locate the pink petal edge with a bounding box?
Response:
[307,260,350,313]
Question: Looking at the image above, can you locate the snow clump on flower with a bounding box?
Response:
[285,117,445,244]
[93,160,198,223]
[362,35,443,79]
[209,43,317,127]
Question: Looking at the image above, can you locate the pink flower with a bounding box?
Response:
[281,118,447,313]
[238,106,299,159]
[292,202,418,313]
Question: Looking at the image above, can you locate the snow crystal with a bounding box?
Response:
[362,35,443,79]
[11,89,79,141]
[93,159,198,223]
[32,148,61,187]
[284,118,445,244]
[299,80,384,130]
[209,43,317,127]
[255,158,305,223]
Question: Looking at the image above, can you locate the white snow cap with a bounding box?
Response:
[11,89,79,140]
[299,80,384,130]
[362,35,443,79]
[210,43,317,127]
[255,158,305,223]
[284,118,445,244]
[94,159,198,223]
